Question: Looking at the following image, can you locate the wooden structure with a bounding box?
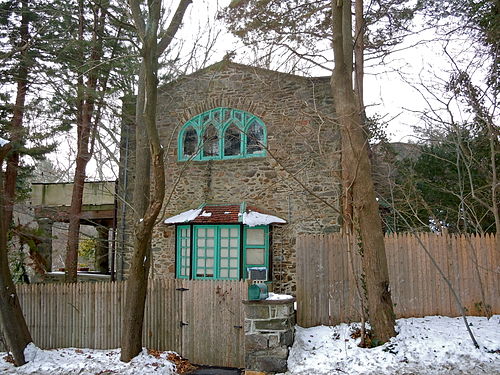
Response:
[296,232,499,327]
[30,181,116,274]
[16,279,247,368]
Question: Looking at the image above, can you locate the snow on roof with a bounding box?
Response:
[164,208,202,224]
[164,204,286,226]
[242,210,286,227]
[0,137,8,146]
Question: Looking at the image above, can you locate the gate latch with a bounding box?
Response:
[180,321,189,327]
[176,287,189,292]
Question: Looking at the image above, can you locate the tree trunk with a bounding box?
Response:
[0,144,32,366]
[3,0,29,229]
[120,0,191,361]
[331,0,396,342]
[65,0,104,282]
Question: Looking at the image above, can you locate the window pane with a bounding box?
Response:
[220,259,228,267]
[246,120,264,154]
[183,127,198,158]
[246,248,265,265]
[213,109,221,122]
[224,123,241,156]
[246,228,265,245]
[203,124,219,157]
[229,269,238,278]
[220,269,228,278]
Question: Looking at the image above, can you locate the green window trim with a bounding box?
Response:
[175,224,270,281]
[178,107,267,161]
[243,226,269,279]
[176,225,191,279]
[192,225,241,280]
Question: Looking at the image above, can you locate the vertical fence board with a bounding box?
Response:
[297,233,499,327]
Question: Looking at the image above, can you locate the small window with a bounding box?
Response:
[182,126,198,158]
[224,123,241,157]
[246,120,265,155]
[202,124,219,157]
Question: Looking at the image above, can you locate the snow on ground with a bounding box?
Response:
[0,344,177,375]
[284,315,500,375]
[2,316,499,375]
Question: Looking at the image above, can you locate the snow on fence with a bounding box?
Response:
[297,232,499,327]
[15,279,247,368]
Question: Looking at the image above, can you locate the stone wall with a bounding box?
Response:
[244,298,295,373]
[120,61,341,293]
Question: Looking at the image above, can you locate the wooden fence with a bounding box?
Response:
[15,279,247,368]
[297,232,499,327]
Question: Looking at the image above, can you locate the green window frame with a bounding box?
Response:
[178,107,267,161]
[243,226,269,278]
[175,224,270,281]
[176,225,191,279]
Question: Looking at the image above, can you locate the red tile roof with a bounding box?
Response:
[163,203,287,226]
[191,204,240,224]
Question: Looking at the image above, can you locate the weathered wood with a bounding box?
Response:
[15,279,246,368]
[297,232,500,327]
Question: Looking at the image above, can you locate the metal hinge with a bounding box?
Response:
[176,287,189,292]
[233,325,243,329]
[180,321,189,327]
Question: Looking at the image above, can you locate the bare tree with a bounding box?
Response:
[120,0,192,361]
[331,0,396,342]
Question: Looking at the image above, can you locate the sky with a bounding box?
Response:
[177,1,461,143]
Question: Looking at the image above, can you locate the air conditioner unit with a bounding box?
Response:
[247,267,268,283]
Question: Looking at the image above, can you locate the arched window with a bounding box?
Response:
[246,119,265,155]
[178,107,267,161]
[202,124,219,157]
[182,126,198,158]
[224,123,241,157]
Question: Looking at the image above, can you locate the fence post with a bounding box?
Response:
[243,297,295,374]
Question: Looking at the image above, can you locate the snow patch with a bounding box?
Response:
[266,292,293,301]
[284,315,500,375]
[1,345,176,375]
[0,137,8,146]
[200,211,212,217]
[242,211,286,227]
[164,208,202,224]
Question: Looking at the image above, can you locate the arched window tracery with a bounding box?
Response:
[178,108,267,161]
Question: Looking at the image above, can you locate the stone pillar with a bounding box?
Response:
[36,218,53,271]
[95,226,110,273]
[243,297,295,374]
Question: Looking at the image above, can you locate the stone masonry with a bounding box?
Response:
[118,60,341,293]
[244,298,295,373]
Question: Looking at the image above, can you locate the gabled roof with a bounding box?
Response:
[164,203,286,227]
[159,58,330,93]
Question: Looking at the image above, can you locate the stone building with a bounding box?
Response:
[117,60,341,294]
